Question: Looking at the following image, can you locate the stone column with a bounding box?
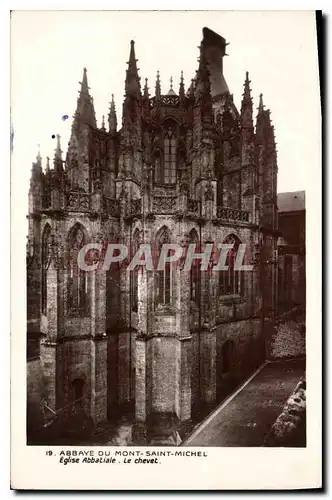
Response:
[91,267,107,424]
[176,262,192,422]
[199,243,217,405]
[40,261,59,411]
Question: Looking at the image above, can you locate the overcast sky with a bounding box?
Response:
[11,10,320,201]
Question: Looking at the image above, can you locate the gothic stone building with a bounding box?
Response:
[27,27,278,444]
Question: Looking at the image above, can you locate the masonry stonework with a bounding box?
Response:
[26,27,279,444]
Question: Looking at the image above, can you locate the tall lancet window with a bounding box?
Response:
[67,224,88,316]
[189,229,200,305]
[130,229,140,312]
[155,227,172,306]
[41,224,52,314]
[219,234,244,297]
[154,151,162,184]
[152,131,162,184]
[163,128,177,184]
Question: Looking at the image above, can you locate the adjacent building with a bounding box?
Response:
[277,191,306,313]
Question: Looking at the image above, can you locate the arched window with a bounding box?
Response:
[219,234,244,296]
[130,229,140,312]
[41,224,52,314]
[163,128,177,184]
[67,224,88,316]
[189,229,200,305]
[154,151,162,184]
[155,227,172,306]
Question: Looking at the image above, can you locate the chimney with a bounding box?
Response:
[201,27,229,97]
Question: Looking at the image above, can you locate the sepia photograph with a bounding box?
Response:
[10,8,322,490]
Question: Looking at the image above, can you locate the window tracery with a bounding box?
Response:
[41,224,52,314]
[152,122,178,185]
[163,128,177,184]
[67,224,88,316]
[219,234,244,296]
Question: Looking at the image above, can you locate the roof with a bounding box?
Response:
[277,191,305,213]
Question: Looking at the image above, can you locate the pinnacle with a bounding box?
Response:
[243,71,251,96]
[54,134,62,160]
[143,78,150,100]
[108,93,117,133]
[125,39,141,97]
[155,70,161,98]
[36,144,42,164]
[80,67,90,94]
[167,76,177,96]
[258,93,264,112]
[179,70,185,98]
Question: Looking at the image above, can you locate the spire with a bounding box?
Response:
[143,78,149,100]
[125,40,141,99]
[36,144,42,165]
[101,115,106,131]
[30,144,42,181]
[46,156,50,173]
[75,67,96,127]
[179,71,185,100]
[55,134,62,159]
[81,67,89,94]
[242,72,251,103]
[167,76,177,96]
[240,71,253,130]
[53,134,63,172]
[108,94,117,134]
[256,94,274,145]
[155,70,161,99]
[258,93,264,113]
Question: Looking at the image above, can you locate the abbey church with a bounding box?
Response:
[26,27,280,445]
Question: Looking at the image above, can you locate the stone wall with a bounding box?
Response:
[215,318,263,397]
[269,319,305,360]
[27,357,44,439]
[264,376,306,447]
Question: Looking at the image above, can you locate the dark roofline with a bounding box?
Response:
[202,27,227,50]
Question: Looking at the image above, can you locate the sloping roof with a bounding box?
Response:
[277,191,305,213]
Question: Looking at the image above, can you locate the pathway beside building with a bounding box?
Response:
[182,359,305,447]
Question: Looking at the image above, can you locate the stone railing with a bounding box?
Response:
[102,197,120,217]
[217,206,250,222]
[152,196,177,214]
[150,95,179,107]
[66,191,90,211]
[129,198,142,216]
[188,198,201,215]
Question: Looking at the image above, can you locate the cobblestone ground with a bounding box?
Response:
[183,359,305,447]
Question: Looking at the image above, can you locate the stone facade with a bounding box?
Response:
[26,27,279,444]
[277,191,305,312]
